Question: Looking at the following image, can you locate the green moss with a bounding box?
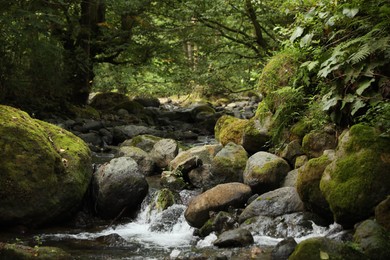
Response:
[0,105,92,226]
[320,147,390,226]
[289,237,367,260]
[257,48,301,96]
[68,105,100,119]
[291,120,312,139]
[214,115,248,145]
[155,188,176,211]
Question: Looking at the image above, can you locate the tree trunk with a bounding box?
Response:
[70,0,105,105]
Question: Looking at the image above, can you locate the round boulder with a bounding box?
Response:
[209,142,248,188]
[320,124,390,227]
[243,152,290,194]
[93,157,148,219]
[0,105,92,227]
[296,153,334,220]
[184,182,252,228]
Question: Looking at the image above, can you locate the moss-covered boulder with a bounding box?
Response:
[257,48,301,96]
[242,116,272,153]
[353,219,390,260]
[0,242,72,259]
[209,142,248,188]
[296,152,334,221]
[302,129,337,158]
[320,124,390,227]
[0,105,92,227]
[215,115,248,146]
[243,152,290,194]
[288,237,367,260]
[150,188,180,212]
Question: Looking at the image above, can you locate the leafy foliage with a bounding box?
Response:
[286,0,390,127]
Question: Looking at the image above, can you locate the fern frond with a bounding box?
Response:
[348,44,371,64]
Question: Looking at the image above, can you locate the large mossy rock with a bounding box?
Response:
[214,115,248,146]
[0,105,92,227]
[288,237,367,260]
[320,124,390,228]
[296,152,334,220]
[214,114,271,153]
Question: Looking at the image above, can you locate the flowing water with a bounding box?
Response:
[12,186,343,259]
[0,138,346,259]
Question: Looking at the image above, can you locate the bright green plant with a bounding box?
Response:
[286,0,390,127]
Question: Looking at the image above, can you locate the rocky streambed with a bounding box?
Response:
[1,93,390,259]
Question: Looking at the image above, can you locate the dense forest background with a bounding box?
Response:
[1,0,389,136]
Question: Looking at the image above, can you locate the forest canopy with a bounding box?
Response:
[0,0,389,133]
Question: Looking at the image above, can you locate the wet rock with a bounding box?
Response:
[198,211,238,237]
[78,132,102,147]
[240,212,327,239]
[208,142,248,188]
[0,105,92,227]
[375,196,390,231]
[93,157,148,219]
[150,188,180,212]
[96,233,128,246]
[271,237,297,260]
[149,205,185,232]
[243,152,290,194]
[353,219,390,260]
[160,170,187,191]
[117,146,156,176]
[239,187,304,223]
[185,183,252,228]
[0,242,72,259]
[112,125,161,144]
[289,237,366,260]
[150,139,179,169]
[213,228,254,248]
[320,125,390,228]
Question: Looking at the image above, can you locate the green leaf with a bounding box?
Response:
[322,95,341,111]
[320,250,329,260]
[343,8,359,18]
[351,99,366,115]
[356,78,375,95]
[341,94,355,110]
[300,33,313,47]
[290,26,304,42]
